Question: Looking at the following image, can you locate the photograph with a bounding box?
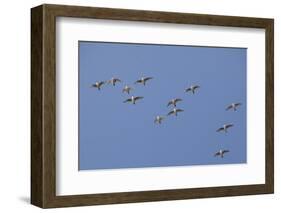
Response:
[78,41,247,170]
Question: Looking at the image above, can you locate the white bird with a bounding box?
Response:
[135,77,153,85]
[107,77,121,86]
[214,149,230,158]
[185,85,200,94]
[154,116,165,124]
[91,81,105,90]
[216,124,234,133]
[167,108,184,116]
[167,98,183,107]
[122,85,133,94]
[226,103,242,111]
[123,96,144,104]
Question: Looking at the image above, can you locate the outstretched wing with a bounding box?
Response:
[216,127,224,132]
[167,101,173,107]
[225,105,233,110]
[222,150,230,154]
[123,98,131,103]
[176,108,184,113]
[134,79,142,84]
[225,124,234,129]
[234,103,242,107]
[175,98,182,103]
[167,110,174,116]
[135,96,144,101]
[185,88,192,93]
[214,152,220,157]
[144,77,153,82]
[194,85,200,90]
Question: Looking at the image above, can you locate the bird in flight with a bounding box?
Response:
[154,116,165,124]
[107,77,121,86]
[167,98,183,107]
[185,85,200,94]
[216,124,234,133]
[167,108,184,116]
[135,77,153,86]
[123,96,144,104]
[91,81,105,90]
[214,149,230,158]
[226,103,242,111]
[122,85,133,94]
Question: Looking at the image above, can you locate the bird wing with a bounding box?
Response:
[226,105,233,110]
[123,98,131,103]
[226,124,234,129]
[144,77,153,82]
[176,109,184,112]
[115,78,121,82]
[175,98,183,103]
[235,103,242,107]
[185,88,191,92]
[214,152,220,157]
[216,127,224,132]
[92,84,98,88]
[194,85,200,89]
[167,110,174,116]
[100,81,105,85]
[222,150,230,154]
[167,101,173,107]
[134,79,142,84]
[135,96,144,101]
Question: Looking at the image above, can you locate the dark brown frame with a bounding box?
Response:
[31,4,274,208]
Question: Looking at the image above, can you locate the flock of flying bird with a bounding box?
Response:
[91,76,242,159]
[214,102,242,158]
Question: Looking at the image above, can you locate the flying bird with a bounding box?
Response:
[123,96,144,104]
[122,85,133,94]
[167,98,183,107]
[214,149,230,158]
[154,116,165,124]
[185,85,200,94]
[107,77,121,86]
[91,81,105,90]
[226,103,242,111]
[167,108,184,116]
[135,77,153,85]
[216,124,234,133]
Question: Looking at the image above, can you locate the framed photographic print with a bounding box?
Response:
[31,4,274,208]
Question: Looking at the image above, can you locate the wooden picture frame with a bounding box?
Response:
[31,4,274,208]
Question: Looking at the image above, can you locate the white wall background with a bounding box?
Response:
[0,0,279,212]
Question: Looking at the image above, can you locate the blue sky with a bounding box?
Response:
[78,41,247,170]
